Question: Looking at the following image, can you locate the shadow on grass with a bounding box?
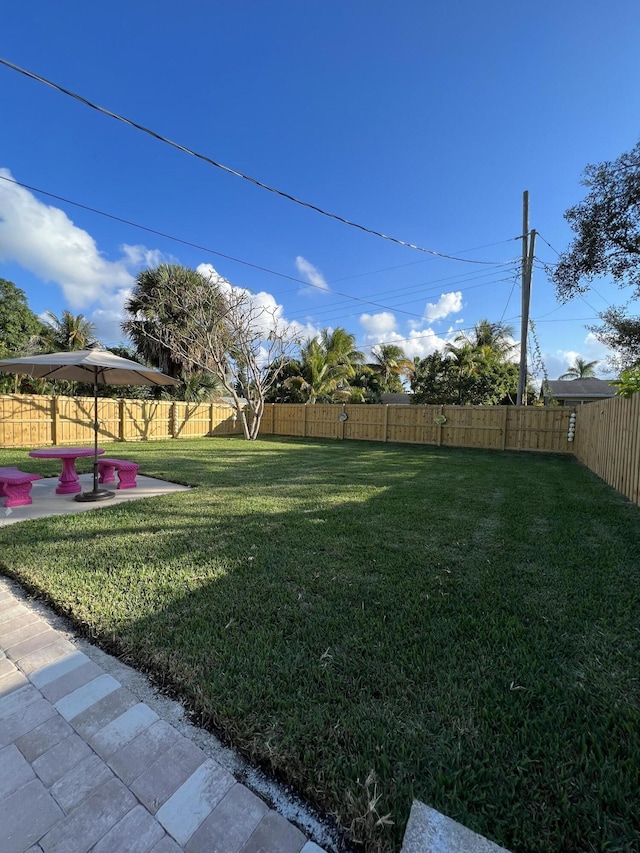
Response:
[1,437,640,852]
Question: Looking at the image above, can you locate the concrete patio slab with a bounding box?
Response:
[1,472,190,526]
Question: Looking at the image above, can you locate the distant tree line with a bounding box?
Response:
[2,269,527,439]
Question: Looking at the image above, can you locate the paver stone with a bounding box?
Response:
[92,804,166,853]
[239,810,307,853]
[185,783,268,853]
[155,758,235,845]
[0,778,64,853]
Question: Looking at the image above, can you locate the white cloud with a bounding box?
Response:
[583,332,615,371]
[359,309,454,359]
[88,288,134,345]
[359,312,397,337]
[403,328,452,359]
[540,332,616,380]
[121,244,169,269]
[196,262,320,345]
[0,168,136,309]
[0,169,174,343]
[295,256,330,294]
[423,291,463,322]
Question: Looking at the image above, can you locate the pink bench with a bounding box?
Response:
[0,467,43,507]
[97,458,139,489]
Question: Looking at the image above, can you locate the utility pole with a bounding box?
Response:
[517,192,535,406]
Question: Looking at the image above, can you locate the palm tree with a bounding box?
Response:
[42,310,97,351]
[370,344,413,393]
[285,327,364,403]
[456,319,515,358]
[180,371,223,402]
[559,358,599,380]
[122,264,227,378]
[320,328,364,371]
[445,320,516,405]
[285,338,340,404]
[444,341,478,404]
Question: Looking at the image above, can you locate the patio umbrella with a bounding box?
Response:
[0,349,180,502]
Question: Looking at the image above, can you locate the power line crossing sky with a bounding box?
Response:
[1,0,639,378]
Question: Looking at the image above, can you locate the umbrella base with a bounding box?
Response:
[75,488,115,503]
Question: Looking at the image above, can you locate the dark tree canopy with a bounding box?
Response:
[410,346,519,406]
[552,141,640,366]
[0,278,45,355]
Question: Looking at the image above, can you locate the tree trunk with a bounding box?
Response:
[240,408,251,440]
[247,396,264,440]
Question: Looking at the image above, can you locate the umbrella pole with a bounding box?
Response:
[92,379,99,491]
[75,374,114,502]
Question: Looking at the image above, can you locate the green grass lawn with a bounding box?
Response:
[1,437,639,852]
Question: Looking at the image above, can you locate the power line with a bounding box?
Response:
[286,276,517,327]
[536,232,561,256]
[499,275,518,324]
[0,171,518,326]
[329,238,520,283]
[0,56,515,264]
[286,265,520,323]
[0,173,307,287]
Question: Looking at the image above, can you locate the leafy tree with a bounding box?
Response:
[592,307,640,368]
[0,279,48,392]
[558,357,599,380]
[410,351,459,405]
[410,320,519,406]
[263,357,306,403]
[552,141,640,366]
[611,367,640,398]
[123,264,297,439]
[0,279,45,356]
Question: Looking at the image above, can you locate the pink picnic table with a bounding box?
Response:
[29,446,105,495]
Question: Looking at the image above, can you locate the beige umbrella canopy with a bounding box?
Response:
[0,349,180,501]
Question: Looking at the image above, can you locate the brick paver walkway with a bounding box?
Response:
[0,580,327,853]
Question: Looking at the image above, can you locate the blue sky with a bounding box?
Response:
[1,1,639,379]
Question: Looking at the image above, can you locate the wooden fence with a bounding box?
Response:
[0,394,243,448]
[573,394,640,507]
[0,395,574,453]
[3,392,639,508]
[259,403,574,453]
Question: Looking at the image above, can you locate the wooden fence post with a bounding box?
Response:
[51,396,58,446]
[502,406,508,451]
[119,399,126,442]
[383,405,389,442]
[303,404,307,438]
